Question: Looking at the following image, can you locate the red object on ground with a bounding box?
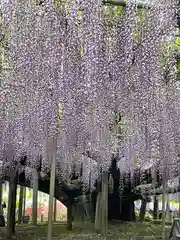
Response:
[25,208,32,216]
[25,202,65,217]
[25,207,45,217]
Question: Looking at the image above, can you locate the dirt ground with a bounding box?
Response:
[0,221,171,240]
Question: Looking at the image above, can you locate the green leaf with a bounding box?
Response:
[77,10,82,18]
[115,6,124,17]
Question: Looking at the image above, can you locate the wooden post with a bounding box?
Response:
[178,174,180,217]
[162,191,166,240]
[139,198,147,222]
[94,192,102,232]
[100,171,108,238]
[159,117,167,240]
[83,195,91,221]
[166,194,170,221]
[53,198,57,222]
[178,192,180,217]
[32,169,39,225]
[12,183,17,234]
[153,196,158,220]
[162,173,167,240]
[0,182,2,209]
[18,185,24,224]
[6,172,18,238]
[47,136,57,240]
[67,197,73,230]
[22,187,26,219]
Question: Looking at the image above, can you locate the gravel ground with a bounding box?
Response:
[0,221,171,240]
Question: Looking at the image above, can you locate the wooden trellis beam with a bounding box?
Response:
[103,0,126,7]
[102,0,151,8]
[103,0,180,28]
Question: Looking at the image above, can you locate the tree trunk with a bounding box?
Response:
[94,192,101,232]
[120,197,136,221]
[139,199,147,222]
[22,187,26,218]
[6,173,18,238]
[53,198,57,222]
[18,185,24,224]
[153,196,158,220]
[32,170,39,225]
[67,197,72,230]
[100,171,108,238]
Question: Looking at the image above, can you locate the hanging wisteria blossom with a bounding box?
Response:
[0,0,179,195]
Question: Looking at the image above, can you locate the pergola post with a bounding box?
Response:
[6,171,18,238]
[22,187,26,219]
[32,169,39,226]
[94,192,102,232]
[100,171,108,238]
[178,192,180,217]
[18,185,24,224]
[166,195,171,221]
[0,182,2,210]
[162,188,166,240]
[139,198,147,222]
[153,196,158,220]
[161,166,168,240]
[53,198,57,222]
[47,136,57,240]
[67,197,73,231]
